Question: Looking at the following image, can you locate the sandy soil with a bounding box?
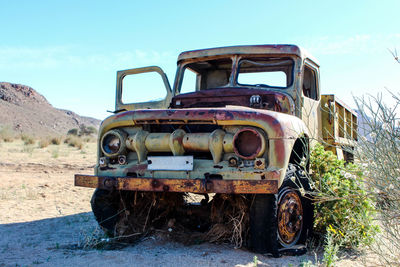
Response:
[0,140,371,266]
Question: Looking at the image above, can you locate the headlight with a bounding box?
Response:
[233,128,266,160]
[101,130,126,157]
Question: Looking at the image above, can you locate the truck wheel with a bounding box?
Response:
[250,164,313,257]
[90,188,120,236]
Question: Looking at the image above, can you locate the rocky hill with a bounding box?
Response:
[0,82,100,137]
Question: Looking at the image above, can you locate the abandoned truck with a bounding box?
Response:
[75,45,358,256]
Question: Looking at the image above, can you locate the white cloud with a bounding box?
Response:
[306,33,400,56]
[0,46,71,69]
[0,46,175,70]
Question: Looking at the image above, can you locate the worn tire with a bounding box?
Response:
[250,193,279,256]
[250,164,313,256]
[90,188,120,236]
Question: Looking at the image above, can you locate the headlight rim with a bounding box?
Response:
[233,127,266,160]
[100,129,126,157]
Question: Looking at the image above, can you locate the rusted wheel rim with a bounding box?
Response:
[277,187,303,247]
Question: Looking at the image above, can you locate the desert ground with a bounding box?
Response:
[0,139,371,267]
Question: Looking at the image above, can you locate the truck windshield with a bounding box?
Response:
[179,56,294,93]
[237,57,294,88]
[180,58,233,93]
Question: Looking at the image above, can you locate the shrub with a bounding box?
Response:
[21,134,35,145]
[80,125,97,136]
[21,143,34,154]
[51,148,59,158]
[50,136,62,145]
[310,143,378,250]
[0,126,15,142]
[67,128,79,136]
[64,136,83,149]
[67,125,98,137]
[82,136,96,143]
[2,136,14,142]
[355,91,400,266]
[38,138,50,148]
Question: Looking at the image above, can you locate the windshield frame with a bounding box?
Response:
[235,56,294,89]
[174,55,297,95]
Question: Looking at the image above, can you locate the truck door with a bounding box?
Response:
[115,66,172,111]
[301,61,321,141]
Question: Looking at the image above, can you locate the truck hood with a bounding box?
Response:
[170,88,294,114]
[103,105,308,140]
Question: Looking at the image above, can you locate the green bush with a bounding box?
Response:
[310,143,378,249]
[67,125,98,137]
[67,128,79,136]
[80,125,97,136]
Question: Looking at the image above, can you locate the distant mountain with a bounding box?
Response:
[0,82,100,137]
[355,109,370,138]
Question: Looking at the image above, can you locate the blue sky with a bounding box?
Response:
[1,0,399,119]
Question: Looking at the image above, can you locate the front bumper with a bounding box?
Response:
[74,174,278,194]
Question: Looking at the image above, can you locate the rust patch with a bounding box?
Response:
[103,178,115,189]
[163,185,170,191]
[228,157,238,167]
[115,110,134,119]
[254,158,266,170]
[122,179,130,190]
[126,164,147,172]
[278,189,303,246]
[75,175,278,194]
[248,180,260,186]
[233,128,264,160]
[184,181,194,187]
[151,179,160,188]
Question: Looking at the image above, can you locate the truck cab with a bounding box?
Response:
[118,45,321,133]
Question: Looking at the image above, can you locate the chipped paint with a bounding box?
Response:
[75,44,357,194]
[75,174,278,194]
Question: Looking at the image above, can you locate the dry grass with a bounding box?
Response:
[355,91,400,266]
[38,136,63,148]
[0,138,96,166]
[102,192,250,249]
[51,148,59,158]
[82,136,97,143]
[64,136,83,149]
[51,136,62,145]
[38,138,51,148]
[21,144,34,154]
[77,226,108,249]
[0,126,15,142]
[21,134,35,145]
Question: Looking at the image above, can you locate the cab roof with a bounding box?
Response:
[178,44,319,66]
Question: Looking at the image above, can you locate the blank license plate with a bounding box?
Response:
[147,156,194,171]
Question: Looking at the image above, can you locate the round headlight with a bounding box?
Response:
[233,128,266,160]
[101,130,126,157]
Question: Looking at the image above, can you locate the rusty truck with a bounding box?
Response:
[75,45,358,256]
